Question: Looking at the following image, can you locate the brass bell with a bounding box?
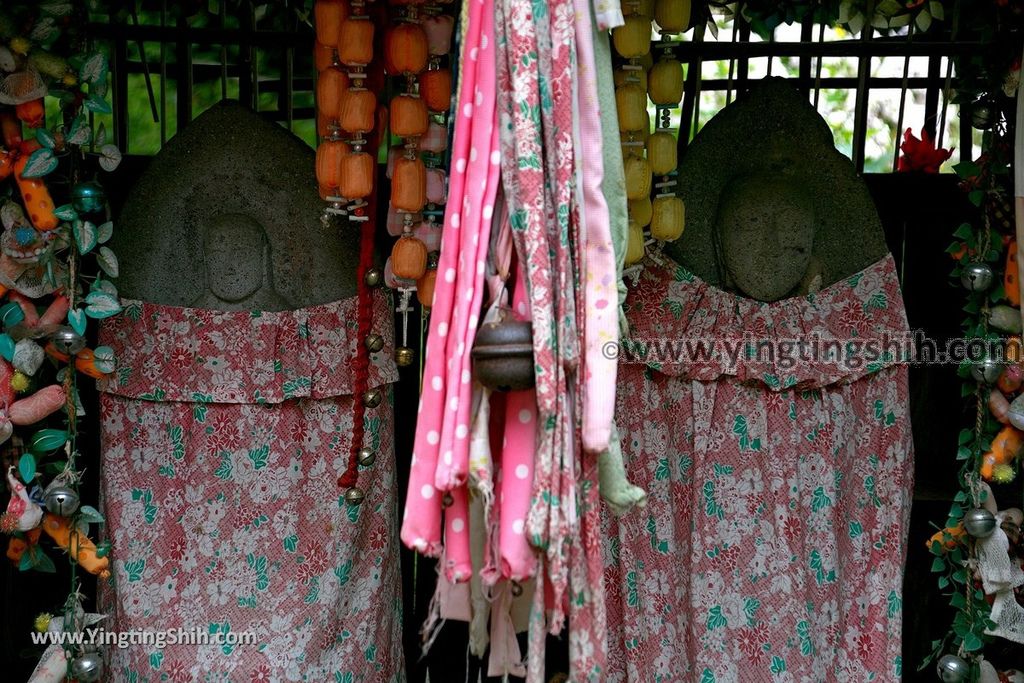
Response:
[471,317,535,391]
[358,446,376,467]
[344,487,365,505]
[442,492,454,508]
[510,581,523,597]
[364,268,383,288]
[363,388,383,408]
[395,346,415,367]
[365,333,385,353]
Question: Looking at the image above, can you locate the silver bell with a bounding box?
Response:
[970,359,1003,384]
[963,508,997,538]
[70,652,104,682]
[50,326,87,355]
[44,486,80,516]
[936,654,970,683]
[970,100,994,130]
[960,262,995,292]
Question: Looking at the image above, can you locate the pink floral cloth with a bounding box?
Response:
[96,293,404,682]
[603,254,914,682]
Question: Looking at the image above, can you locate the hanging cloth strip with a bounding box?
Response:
[592,0,625,31]
[494,0,583,680]
[401,0,501,581]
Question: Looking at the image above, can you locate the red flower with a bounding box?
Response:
[368,523,389,551]
[737,626,767,661]
[898,128,953,173]
[784,515,803,542]
[837,299,868,335]
[856,630,874,658]
[250,664,272,683]
[207,413,243,452]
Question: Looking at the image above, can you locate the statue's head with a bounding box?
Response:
[202,213,269,303]
[665,79,889,296]
[715,173,816,302]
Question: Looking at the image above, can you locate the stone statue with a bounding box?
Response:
[666,77,889,301]
[190,213,292,310]
[112,100,358,308]
[100,102,404,679]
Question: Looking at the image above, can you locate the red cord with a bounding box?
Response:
[336,0,387,489]
[338,211,376,488]
[338,100,387,489]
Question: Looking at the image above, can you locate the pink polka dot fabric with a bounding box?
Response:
[498,277,539,582]
[400,0,501,581]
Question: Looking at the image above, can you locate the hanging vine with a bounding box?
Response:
[0,2,121,680]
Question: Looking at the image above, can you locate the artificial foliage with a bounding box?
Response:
[0,0,121,678]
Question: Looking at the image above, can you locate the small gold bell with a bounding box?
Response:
[364,268,383,288]
[395,346,415,367]
[442,492,454,508]
[363,389,383,408]
[365,333,385,353]
[510,581,523,597]
[358,446,376,467]
[344,487,365,505]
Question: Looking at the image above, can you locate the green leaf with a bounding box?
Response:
[67,115,91,146]
[95,122,107,147]
[931,556,945,572]
[92,346,115,374]
[18,453,36,483]
[953,161,981,178]
[953,223,974,241]
[78,53,108,85]
[968,190,985,207]
[96,246,119,277]
[53,204,78,221]
[84,290,121,319]
[68,309,86,336]
[0,334,14,362]
[33,548,56,573]
[78,505,104,524]
[35,128,56,149]
[98,144,122,172]
[83,93,112,114]
[96,221,113,244]
[963,632,984,652]
[73,220,97,254]
[30,429,68,454]
[20,148,57,178]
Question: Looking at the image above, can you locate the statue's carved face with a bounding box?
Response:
[716,174,816,302]
[203,214,267,303]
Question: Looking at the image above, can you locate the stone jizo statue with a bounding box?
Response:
[666,77,889,301]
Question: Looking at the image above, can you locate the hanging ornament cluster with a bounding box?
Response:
[926,75,1024,672]
[314,0,389,504]
[0,3,123,680]
[381,2,454,368]
[613,0,688,281]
